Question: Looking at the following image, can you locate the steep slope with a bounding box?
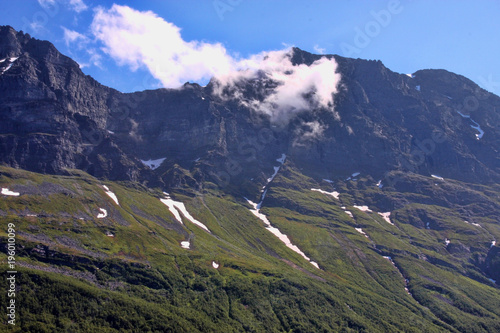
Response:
[1,26,500,332]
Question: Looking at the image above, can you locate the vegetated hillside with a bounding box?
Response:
[1,163,500,332]
[1,25,500,332]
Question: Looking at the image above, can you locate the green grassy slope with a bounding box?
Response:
[1,165,499,332]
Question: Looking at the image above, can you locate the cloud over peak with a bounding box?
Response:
[90,4,341,123]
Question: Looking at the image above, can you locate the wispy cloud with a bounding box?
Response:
[61,26,88,46]
[38,0,88,13]
[313,45,326,54]
[69,0,88,13]
[61,26,101,68]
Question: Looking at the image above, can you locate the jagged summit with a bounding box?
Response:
[0,26,499,187]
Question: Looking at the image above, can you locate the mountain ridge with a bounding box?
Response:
[1,25,500,332]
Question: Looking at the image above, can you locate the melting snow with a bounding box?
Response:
[354,205,372,212]
[345,210,354,218]
[472,223,481,227]
[212,261,219,269]
[323,179,334,184]
[378,212,393,225]
[244,153,319,269]
[180,241,190,249]
[0,58,5,63]
[160,193,210,232]
[103,185,119,206]
[445,239,450,246]
[1,188,20,196]
[376,180,383,188]
[456,111,484,140]
[406,73,414,78]
[311,188,340,200]
[246,198,319,268]
[141,158,166,170]
[491,241,496,248]
[266,154,287,184]
[107,130,115,134]
[470,119,484,139]
[415,85,421,91]
[97,208,107,219]
[431,175,444,180]
[355,228,368,238]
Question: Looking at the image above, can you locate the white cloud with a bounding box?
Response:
[313,45,326,54]
[38,0,88,13]
[293,120,328,146]
[38,0,56,7]
[90,4,341,123]
[69,0,88,13]
[91,4,234,87]
[213,49,341,123]
[61,26,88,46]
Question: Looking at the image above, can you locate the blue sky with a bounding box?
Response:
[1,0,499,96]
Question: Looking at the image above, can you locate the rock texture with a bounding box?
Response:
[1,25,500,188]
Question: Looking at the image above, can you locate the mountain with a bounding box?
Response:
[1,25,500,332]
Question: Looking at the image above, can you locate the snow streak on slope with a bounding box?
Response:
[141,158,166,170]
[160,193,210,232]
[456,111,485,139]
[97,208,107,219]
[103,185,119,205]
[311,188,340,200]
[246,154,320,269]
[1,188,20,196]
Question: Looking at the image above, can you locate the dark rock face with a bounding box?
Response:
[1,26,500,188]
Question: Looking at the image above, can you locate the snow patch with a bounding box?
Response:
[276,153,286,164]
[345,210,353,218]
[322,179,334,184]
[0,58,5,63]
[431,175,444,180]
[1,188,20,196]
[378,212,393,225]
[97,208,107,219]
[105,231,115,237]
[160,193,210,232]
[406,73,414,78]
[212,261,219,269]
[355,228,368,238]
[470,119,484,139]
[141,158,166,170]
[311,188,340,200]
[180,241,190,249]
[488,278,496,284]
[244,154,319,269]
[107,130,115,134]
[445,238,450,246]
[491,241,496,248]
[456,111,484,140]
[376,180,383,188]
[103,185,119,205]
[426,222,430,229]
[353,205,372,212]
[415,85,421,91]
